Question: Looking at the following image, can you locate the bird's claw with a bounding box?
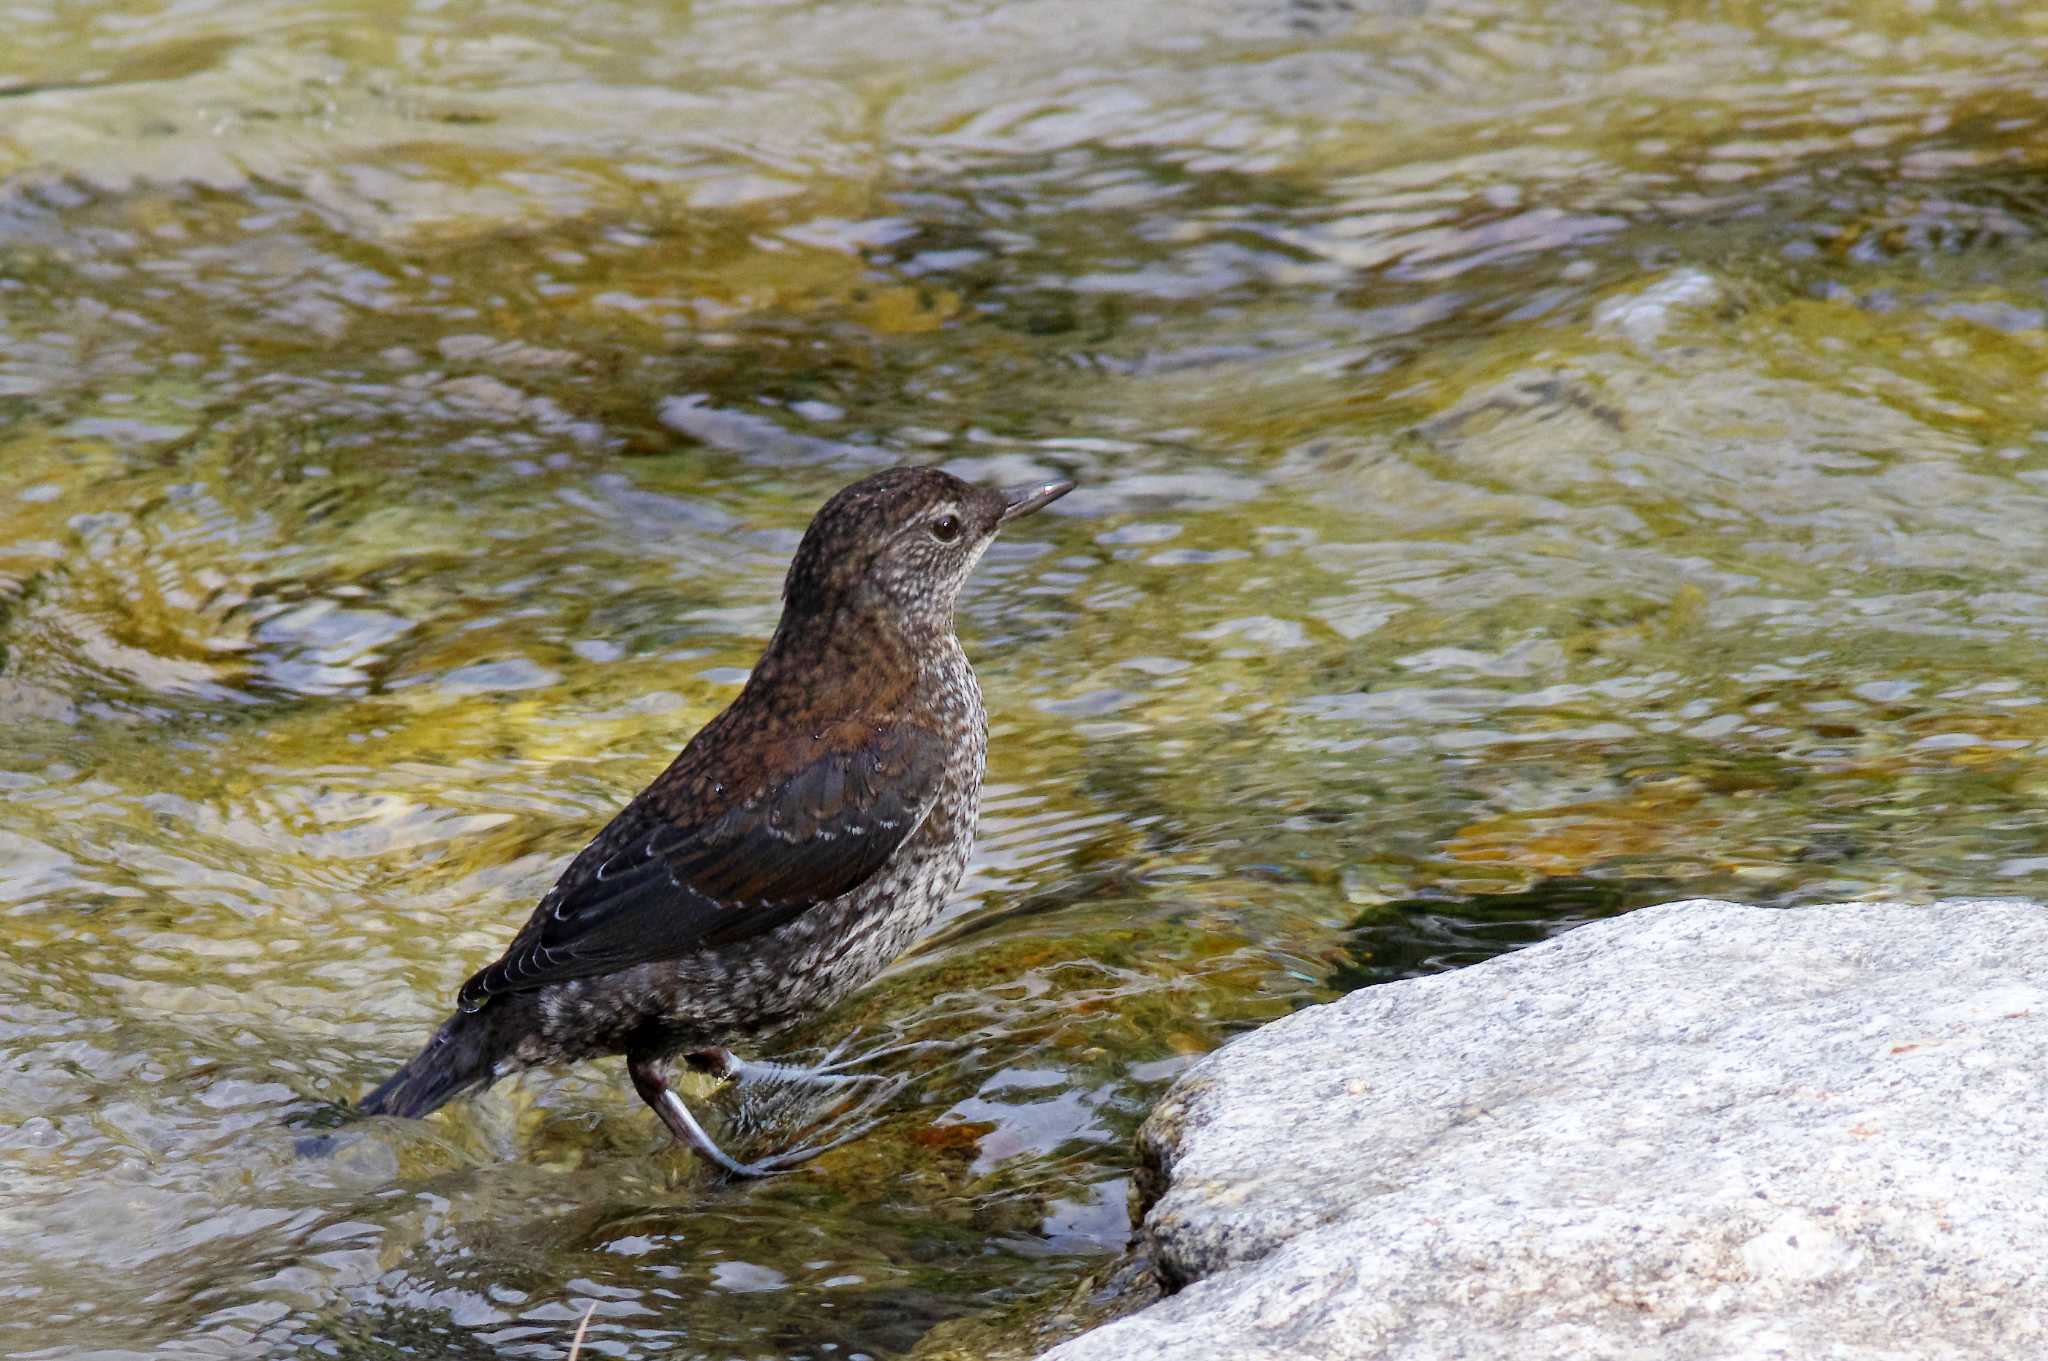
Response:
[713,1117,879,1179]
[689,1040,945,1089]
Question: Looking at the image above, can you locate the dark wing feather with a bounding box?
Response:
[457,722,946,1009]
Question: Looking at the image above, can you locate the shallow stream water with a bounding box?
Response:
[7,2,2048,1357]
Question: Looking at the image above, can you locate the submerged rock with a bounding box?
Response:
[1040,899,2048,1361]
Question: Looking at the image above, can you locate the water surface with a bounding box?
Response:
[7,1,2048,1356]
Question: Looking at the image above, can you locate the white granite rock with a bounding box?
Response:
[1043,900,2048,1361]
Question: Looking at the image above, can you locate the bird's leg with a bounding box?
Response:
[628,1054,785,1179]
[641,1048,910,1177]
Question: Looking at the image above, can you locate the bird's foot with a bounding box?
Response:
[687,1036,962,1088]
[632,1056,770,1177]
[653,1087,787,1179]
[684,1046,884,1090]
[708,1117,883,1178]
[651,1080,888,1180]
[811,1035,964,1074]
[635,1052,895,1180]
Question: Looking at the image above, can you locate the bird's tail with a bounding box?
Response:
[358,1008,505,1120]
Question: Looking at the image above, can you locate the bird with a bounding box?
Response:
[356,466,1072,1176]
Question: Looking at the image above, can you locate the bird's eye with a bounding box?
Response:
[929,513,962,543]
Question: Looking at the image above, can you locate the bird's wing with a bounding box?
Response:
[456,720,948,1010]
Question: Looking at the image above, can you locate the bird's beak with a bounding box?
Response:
[999,479,1075,523]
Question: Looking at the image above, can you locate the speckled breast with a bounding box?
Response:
[741,640,989,1028]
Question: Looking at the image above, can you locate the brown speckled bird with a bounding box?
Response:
[358,466,1072,1175]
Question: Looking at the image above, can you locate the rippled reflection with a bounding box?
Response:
[7,0,2048,1356]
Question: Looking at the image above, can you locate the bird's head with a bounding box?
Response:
[781,466,1072,634]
